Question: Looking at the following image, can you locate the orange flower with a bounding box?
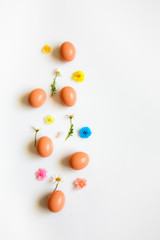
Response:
[74,178,87,189]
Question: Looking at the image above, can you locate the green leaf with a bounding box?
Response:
[65,124,74,140]
[51,76,57,96]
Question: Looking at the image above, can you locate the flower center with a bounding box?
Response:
[56,177,61,182]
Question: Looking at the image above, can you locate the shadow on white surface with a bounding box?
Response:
[59,155,71,169]
[19,93,30,108]
[50,46,61,63]
[37,192,50,213]
[50,90,64,107]
[27,141,37,157]
[52,91,63,107]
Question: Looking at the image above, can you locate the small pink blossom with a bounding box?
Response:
[74,178,87,189]
[35,168,47,181]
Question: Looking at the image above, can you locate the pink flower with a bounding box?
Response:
[74,178,87,190]
[35,168,47,181]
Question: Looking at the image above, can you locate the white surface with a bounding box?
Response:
[0,0,160,239]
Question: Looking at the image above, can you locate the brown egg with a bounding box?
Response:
[36,136,53,157]
[47,190,65,213]
[59,42,76,62]
[28,88,46,108]
[69,152,89,170]
[60,86,77,107]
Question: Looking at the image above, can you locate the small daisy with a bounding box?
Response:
[65,113,75,119]
[50,174,63,191]
[55,68,62,77]
[32,126,41,146]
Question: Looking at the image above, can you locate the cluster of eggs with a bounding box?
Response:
[28,42,89,213]
[47,152,89,213]
[28,86,77,108]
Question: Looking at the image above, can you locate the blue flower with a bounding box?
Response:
[79,127,92,139]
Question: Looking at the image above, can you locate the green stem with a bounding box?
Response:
[34,131,37,147]
[54,182,59,191]
[51,74,58,96]
[65,117,73,141]
[34,130,39,147]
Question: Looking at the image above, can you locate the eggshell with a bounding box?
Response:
[47,190,65,213]
[36,136,53,157]
[59,42,76,62]
[28,88,46,108]
[60,86,77,107]
[69,152,89,170]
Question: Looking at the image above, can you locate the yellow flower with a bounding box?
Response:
[73,71,85,82]
[44,115,55,124]
[42,45,51,54]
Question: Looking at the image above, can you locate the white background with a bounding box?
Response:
[0,0,160,239]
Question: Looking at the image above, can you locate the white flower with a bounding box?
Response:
[32,121,43,132]
[65,114,75,119]
[55,68,62,77]
[49,174,63,184]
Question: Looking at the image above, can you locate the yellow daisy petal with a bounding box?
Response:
[42,45,51,54]
[44,115,55,124]
[73,71,85,82]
